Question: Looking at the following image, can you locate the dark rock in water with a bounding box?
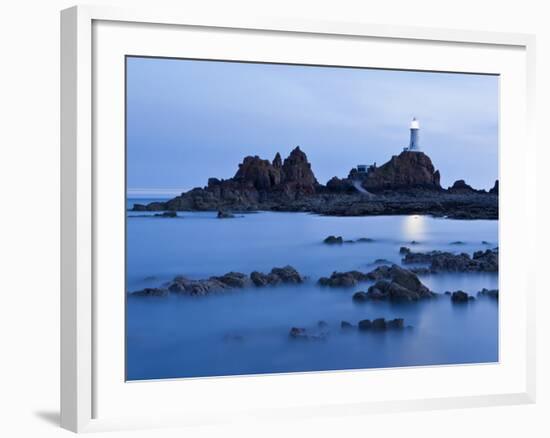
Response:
[489,180,499,195]
[402,248,498,272]
[400,246,411,255]
[450,241,465,245]
[341,321,354,329]
[250,265,304,286]
[288,326,327,341]
[410,240,419,245]
[318,270,370,287]
[352,291,369,302]
[374,258,393,264]
[289,327,308,339]
[372,318,387,330]
[217,210,235,218]
[154,211,178,218]
[130,287,169,297]
[358,319,373,331]
[358,318,405,331]
[386,318,405,329]
[317,320,329,328]
[361,151,441,192]
[451,291,470,303]
[481,241,491,245]
[132,203,148,211]
[324,235,343,245]
[211,272,251,288]
[356,237,374,243]
[444,291,452,295]
[365,265,434,301]
[477,288,499,299]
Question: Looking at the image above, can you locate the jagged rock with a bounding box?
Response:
[366,265,434,301]
[451,291,470,303]
[448,180,479,194]
[402,248,498,272]
[400,246,411,255]
[318,270,370,287]
[250,265,304,286]
[326,176,354,193]
[358,319,373,330]
[489,180,499,195]
[323,235,343,245]
[477,288,499,299]
[341,321,354,329]
[289,327,308,339]
[211,272,251,288]
[360,151,441,192]
[130,287,169,297]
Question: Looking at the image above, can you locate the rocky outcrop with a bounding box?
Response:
[450,290,473,303]
[402,248,498,272]
[131,265,304,297]
[365,265,435,301]
[358,318,405,331]
[318,270,371,287]
[250,266,304,286]
[289,325,328,341]
[323,235,343,245]
[132,147,498,220]
[360,151,441,192]
[448,180,480,194]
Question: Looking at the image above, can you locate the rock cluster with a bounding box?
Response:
[131,147,498,220]
[401,248,498,272]
[450,290,474,303]
[131,265,304,297]
[365,265,435,301]
[477,288,499,299]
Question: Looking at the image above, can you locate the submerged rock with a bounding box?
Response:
[477,288,499,299]
[358,318,405,331]
[288,326,328,341]
[130,287,169,297]
[341,321,355,329]
[352,291,369,302]
[323,235,343,244]
[318,270,370,287]
[217,210,235,218]
[153,211,178,218]
[450,290,470,303]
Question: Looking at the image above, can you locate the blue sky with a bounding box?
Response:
[126,57,498,196]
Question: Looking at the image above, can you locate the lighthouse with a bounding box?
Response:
[407,117,420,152]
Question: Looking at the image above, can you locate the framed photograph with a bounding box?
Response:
[61,5,536,433]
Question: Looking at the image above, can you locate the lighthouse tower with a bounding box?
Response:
[407,117,420,151]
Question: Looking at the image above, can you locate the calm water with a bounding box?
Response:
[126,200,499,380]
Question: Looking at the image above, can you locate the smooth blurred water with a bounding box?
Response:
[126,200,498,380]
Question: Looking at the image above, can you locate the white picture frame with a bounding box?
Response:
[60,4,537,433]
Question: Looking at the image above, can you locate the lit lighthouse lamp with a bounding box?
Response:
[407,117,421,152]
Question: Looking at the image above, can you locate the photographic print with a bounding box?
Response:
[126,57,499,381]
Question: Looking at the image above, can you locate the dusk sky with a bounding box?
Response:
[126,56,498,196]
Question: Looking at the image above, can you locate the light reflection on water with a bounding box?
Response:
[126,208,498,380]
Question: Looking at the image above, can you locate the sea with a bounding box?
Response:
[126,198,499,380]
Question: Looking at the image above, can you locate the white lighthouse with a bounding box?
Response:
[406,117,421,152]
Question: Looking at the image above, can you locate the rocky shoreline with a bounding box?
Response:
[131,147,498,220]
